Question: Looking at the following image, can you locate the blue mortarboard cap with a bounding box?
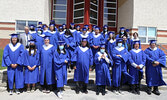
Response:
[95,26,100,30]
[28,39,36,44]
[149,40,157,44]
[50,20,55,25]
[82,38,88,41]
[49,23,55,27]
[70,23,74,25]
[92,25,96,29]
[29,24,35,29]
[10,33,19,38]
[116,38,123,43]
[103,25,108,28]
[58,41,65,45]
[126,29,129,32]
[59,26,63,29]
[76,25,80,28]
[43,35,51,40]
[82,28,87,31]
[100,43,106,48]
[120,27,125,30]
[62,24,66,26]
[84,25,89,28]
[38,22,42,25]
[108,31,115,35]
[133,40,140,45]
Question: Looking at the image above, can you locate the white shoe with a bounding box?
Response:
[113,90,119,95]
[118,90,124,95]
[16,89,20,95]
[9,90,13,95]
[60,90,63,96]
[57,92,62,99]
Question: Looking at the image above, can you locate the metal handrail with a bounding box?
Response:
[157,43,167,54]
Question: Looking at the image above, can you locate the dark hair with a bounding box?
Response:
[11,37,19,45]
[57,45,66,54]
[118,30,128,38]
[133,32,139,37]
[108,33,115,41]
[69,25,75,30]
[65,29,73,37]
[80,41,90,48]
[28,44,37,56]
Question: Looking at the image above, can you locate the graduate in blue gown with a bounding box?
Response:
[115,27,128,39]
[110,38,133,95]
[84,25,91,36]
[40,35,56,93]
[23,39,40,93]
[62,29,76,73]
[144,40,166,95]
[44,24,58,48]
[130,32,141,49]
[34,26,45,50]
[94,44,113,95]
[54,41,69,99]
[90,27,104,61]
[2,34,24,95]
[71,38,93,94]
[29,24,37,38]
[76,28,90,46]
[69,23,77,42]
[128,40,146,95]
[107,31,116,54]
[101,25,109,43]
[57,26,65,41]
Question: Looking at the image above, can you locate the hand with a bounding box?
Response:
[32,65,36,70]
[89,68,92,71]
[101,54,105,59]
[136,65,140,69]
[67,45,69,47]
[28,66,32,71]
[73,66,77,69]
[116,55,121,57]
[65,60,68,63]
[155,61,160,65]
[10,64,15,68]
[152,64,157,67]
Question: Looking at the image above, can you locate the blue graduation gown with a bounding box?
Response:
[34,34,44,50]
[23,49,40,84]
[44,31,58,48]
[144,47,166,86]
[76,33,91,46]
[54,50,69,87]
[71,46,93,83]
[101,31,108,43]
[90,34,104,57]
[129,49,146,84]
[69,29,77,42]
[2,43,24,89]
[57,31,65,41]
[94,52,113,86]
[40,44,56,85]
[111,47,133,87]
[62,35,76,62]
[107,40,116,55]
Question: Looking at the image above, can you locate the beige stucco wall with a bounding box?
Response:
[118,0,134,31]
[0,0,50,24]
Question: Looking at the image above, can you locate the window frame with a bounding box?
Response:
[138,26,157,44]
[103,0,117,27]
[15,20,38,34]
[89,0,99,25]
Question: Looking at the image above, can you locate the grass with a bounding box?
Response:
[0,49,6,70]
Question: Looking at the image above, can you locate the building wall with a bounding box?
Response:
[0,0,50,24]
[118,0,134,31]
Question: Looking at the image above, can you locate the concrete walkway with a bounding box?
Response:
[0,89,166,100]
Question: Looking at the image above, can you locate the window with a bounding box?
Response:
[53,0,67,24]
[103,0,117,27]
[138,26,157,44]
[73,0,84,24]
[90,0,98,25]
[16,20,38,34]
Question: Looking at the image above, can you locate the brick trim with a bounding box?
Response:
[0,27,15,30]
[0,22,15,25]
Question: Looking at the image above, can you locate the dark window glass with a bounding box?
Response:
[74,10,84,18]
[90,10,97,19]
[90,18,97,25]
[90,0,98,5]
[16,20,26,30]
[53,11,66,18]
[90,3,97,11]
[104,8,116,13]
[74,18,84,23]
[54,0,67,4]
[104,14,116,21]
[54,5,66,10]
[75,0,84,3]
[74,3,84,9]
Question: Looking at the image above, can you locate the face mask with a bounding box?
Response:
[59,45,64,50]
[118,43,122,47]
[100,49,105,54]
[121,31,124,34]
[104,29,107,32]
[38,31,42,35]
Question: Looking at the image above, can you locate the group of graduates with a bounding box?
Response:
[2,20,166,98]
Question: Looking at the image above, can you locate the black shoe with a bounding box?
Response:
[76,89,79,94]
[146,87,152,95]
[131,89,137,94]
[152,90,160,95]
[84,90,88,94]
[102,86,105,96]
[136,90,140,95]
[96,86,99,95]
